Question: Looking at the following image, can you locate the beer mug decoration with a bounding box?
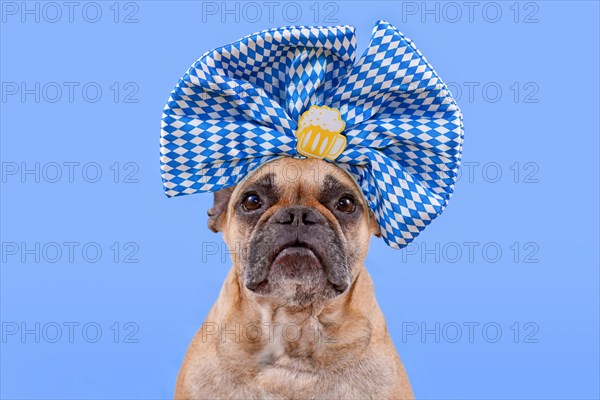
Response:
[295,106,347,161]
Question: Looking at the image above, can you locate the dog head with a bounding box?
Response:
[207,157,380,307]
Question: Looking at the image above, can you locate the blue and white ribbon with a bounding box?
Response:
[160,20,464,249]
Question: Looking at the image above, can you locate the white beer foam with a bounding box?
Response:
[298,106,344,133]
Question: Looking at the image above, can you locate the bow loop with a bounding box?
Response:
[330,20,451,129]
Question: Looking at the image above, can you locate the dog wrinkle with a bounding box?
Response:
[177,265,413,399]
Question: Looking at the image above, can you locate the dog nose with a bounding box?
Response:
[273,206,325,226]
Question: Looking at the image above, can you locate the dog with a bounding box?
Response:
[175,157,414,399]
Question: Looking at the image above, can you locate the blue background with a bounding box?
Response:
[1,1,598,399]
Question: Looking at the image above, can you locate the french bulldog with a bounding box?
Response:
[175,157,414,399]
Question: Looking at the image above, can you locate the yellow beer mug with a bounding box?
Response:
[295,106,347,161]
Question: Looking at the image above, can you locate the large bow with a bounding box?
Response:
[160,20,464,249]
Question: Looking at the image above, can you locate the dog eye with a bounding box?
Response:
[241,193,262,211]
[336,195,356,213]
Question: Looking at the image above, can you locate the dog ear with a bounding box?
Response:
[207,186,235,233]
[368,210,382,237]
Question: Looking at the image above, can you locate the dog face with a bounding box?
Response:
[208,158,380,307]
